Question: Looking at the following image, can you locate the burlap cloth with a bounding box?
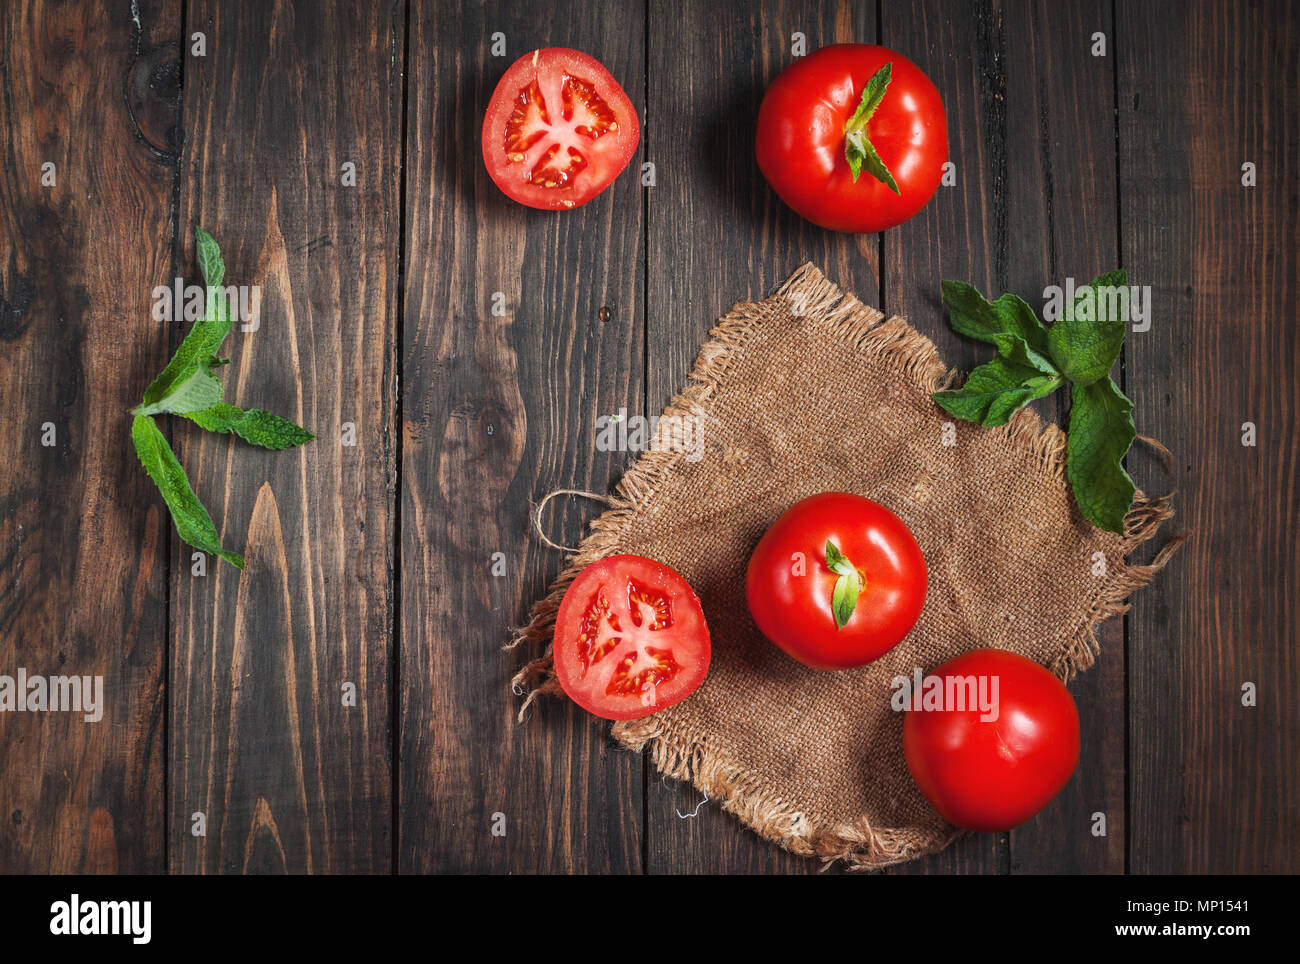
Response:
[510,264,1180,870]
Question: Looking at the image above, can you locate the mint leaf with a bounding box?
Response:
[135,366,223,416]
[842,62,900,192]
[141,280,232,406]
[1048,318,1124,386]
[941,281,1051,355]
[989,332,1059,376]
[1071,270,1129,317]
[935,271,1142,532]
[847,61,892,127]
[933,355,1064,426]
[853,137,900,194]
[196,227,225,289]
[1066,377,1136,533]
[1047,270,1130,386]
[131,415,243,568]
[186,403,315,450]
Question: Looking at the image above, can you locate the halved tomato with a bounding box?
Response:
[482,47,640,210]
[552,555,710,720]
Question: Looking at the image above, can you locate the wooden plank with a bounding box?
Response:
[998,0,1125,875]
[1118,0,1298,873]
[170,0,401,873]
[879,0,1006,876]
[399,2,646,872]
[644,0,880,875]
[0,0,178,873]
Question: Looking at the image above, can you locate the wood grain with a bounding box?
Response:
[641,0,880,875]
[1118,0,1298,873]
[997,0,1124,875]
[399,1,646,872]
[170,0,401,873]
[0,0,1295,877]
[0,0,178,874]
[880,0,1007,876]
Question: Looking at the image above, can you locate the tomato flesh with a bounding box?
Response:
[554,555,710,720]
[902,648,1081,832]
[483,48,639,210]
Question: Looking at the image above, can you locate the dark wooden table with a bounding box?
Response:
[1,0,1294,874]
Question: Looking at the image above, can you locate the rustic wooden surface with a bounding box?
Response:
[169,0,401,874]
[0,0,1294,874]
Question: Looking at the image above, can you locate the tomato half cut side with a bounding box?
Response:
[552,555,710,720]
[482,47,640,210]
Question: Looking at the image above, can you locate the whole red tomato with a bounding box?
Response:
[745,492,927,670]
[755,44,947,232]
[902,649,1081,832]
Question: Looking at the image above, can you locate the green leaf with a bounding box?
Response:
[195,227,225,289]
[941,281,1051,355]
[989,332,1059,376]
[824,540,863,630]
[1048,318,1125,386]
[824,540,854,575]
[1073,270,1129,313]
[131,415,243,568]
[135,366,223,417]
[842,62,900,192]
[1066,377,1137,533]
[842,127,898,190]
[1047,270,1130,386]
[186,403,315,450]
[846,61,892,129]
[933,355,1064,426]
[141,296,232,406]
[830,571,860,629]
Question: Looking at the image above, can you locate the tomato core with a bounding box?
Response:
[574,578,685,698]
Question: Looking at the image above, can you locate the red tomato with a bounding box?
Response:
[745,493,927,670]
[552,555,710,720]
[902,649,1081,832]
[481,47,640,210]
[755,44,947,232]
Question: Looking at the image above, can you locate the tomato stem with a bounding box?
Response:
[842,61,901,194]
[824,540,865,630]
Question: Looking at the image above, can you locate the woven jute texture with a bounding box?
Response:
[510,264,1179,870]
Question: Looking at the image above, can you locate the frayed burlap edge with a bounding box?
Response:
[507,262,1183,871]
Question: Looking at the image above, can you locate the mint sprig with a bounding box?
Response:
[932,271,1138,533]
[132,228,314,568]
